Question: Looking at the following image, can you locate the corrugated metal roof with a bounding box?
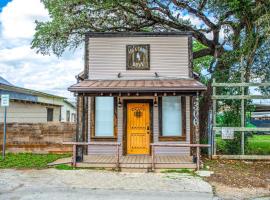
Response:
[0,76,13,86]
[69,79,207,93]
[0,90,37,102]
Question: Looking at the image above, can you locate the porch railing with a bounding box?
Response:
[150,143,210,170]
[62,142,121,169]
[63,142,210,171]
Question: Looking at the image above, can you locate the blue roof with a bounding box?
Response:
[0,76,37,102]
[0,76,65,104]
[0,76,13,86]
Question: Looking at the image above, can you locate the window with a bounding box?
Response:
[94,97,114,137]
[47,108,54,122]
[71,113,76,122]
[66,110,70,122]
[159,96,186,140]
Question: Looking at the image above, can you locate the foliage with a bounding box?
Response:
[216,132,248,155]
[31,1,270,141]
[246,135,270,155]
[32,1,270,73]
[161,168,194,173]
[216,134,270,155]
[55,164,76,170]
[0,153,70,169]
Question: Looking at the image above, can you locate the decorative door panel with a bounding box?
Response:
[127,103,150,154]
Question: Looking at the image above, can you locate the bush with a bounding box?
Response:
[217,132,248,155]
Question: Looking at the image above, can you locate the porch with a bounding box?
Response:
[78,155,196,170]
[68,79,209,171]
[62,142,210,171]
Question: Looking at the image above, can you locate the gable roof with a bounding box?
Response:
[0,77,66,105]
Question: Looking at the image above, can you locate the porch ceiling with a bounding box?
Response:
[68,79,207,94]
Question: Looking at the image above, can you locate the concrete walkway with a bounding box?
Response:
[0,169,215,200]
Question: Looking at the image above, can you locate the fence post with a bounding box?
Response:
[241,68,245,155]
[212,78,217,156]
[207,110,213,158]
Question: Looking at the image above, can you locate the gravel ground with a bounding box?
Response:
[0,169,214,200]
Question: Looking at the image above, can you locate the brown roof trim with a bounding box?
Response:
[86,32,192,38]
[68,79,207,93]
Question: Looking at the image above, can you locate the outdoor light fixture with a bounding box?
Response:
[118,97,122,107]
[154,96,158,107]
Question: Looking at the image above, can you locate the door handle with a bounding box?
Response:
[146,126,150,130]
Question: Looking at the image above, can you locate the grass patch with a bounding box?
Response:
[0,153,70,169]
[55,164,75,170]
[216,134,270,155]
[161,168,194,174]
[247,135,270,155]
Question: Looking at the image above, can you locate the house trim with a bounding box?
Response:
[86,32,192,38]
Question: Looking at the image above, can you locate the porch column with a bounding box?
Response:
[76,94,88,161]
[192,92,200,144]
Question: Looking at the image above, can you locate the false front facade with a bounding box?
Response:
[68,32,207,169]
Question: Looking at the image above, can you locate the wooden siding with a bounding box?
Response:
[88,37,189,80]
[88,96,191,155]
[0,101,61,123]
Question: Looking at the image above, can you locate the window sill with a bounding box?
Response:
[158,136,186,141]
[90,137,117,142]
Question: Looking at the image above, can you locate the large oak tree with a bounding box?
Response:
[32,0,270,140]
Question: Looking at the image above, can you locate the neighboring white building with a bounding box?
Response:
[0,76,76,123]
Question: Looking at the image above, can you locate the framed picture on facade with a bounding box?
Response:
[126,44,150,70]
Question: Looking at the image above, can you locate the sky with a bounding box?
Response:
[0,0,83,100]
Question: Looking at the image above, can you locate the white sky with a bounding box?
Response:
[0,0,84,100]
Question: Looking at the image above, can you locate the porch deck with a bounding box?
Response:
[76,155,196,170]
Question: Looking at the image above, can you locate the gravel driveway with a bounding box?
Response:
[0,169,214,200]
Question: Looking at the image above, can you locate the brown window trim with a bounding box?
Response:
[158,96,186,141]
[90,97,118,141]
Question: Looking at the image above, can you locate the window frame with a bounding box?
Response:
[158,96,186,141]
[47,107,54,122]
[90,97,118,141]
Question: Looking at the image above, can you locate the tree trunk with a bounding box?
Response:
[199,59,228,145]
[199,81,213,144]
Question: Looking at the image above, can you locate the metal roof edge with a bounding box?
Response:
[0,84,66,100]
[86,31,193,38]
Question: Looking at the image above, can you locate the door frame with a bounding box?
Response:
[122,99,153,155]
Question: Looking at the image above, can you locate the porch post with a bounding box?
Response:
[192,92,200,144]
[75,93,87,162]
[192,92,200,168]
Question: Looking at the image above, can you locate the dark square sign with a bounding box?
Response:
[126,44,150,70]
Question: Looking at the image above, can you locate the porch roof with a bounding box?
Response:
[68,79,207,94]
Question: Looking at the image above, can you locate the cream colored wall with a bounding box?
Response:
[61,102,76,122]
[88,36,189,80]
[0,101,61,123]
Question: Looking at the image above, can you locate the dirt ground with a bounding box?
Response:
[203,158,270,199]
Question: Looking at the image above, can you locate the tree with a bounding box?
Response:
[32,0,270,140]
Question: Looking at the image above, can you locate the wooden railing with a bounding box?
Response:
[62,142,121,169]
[150,143,210,170]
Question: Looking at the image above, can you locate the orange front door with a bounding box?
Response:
[127,103,150,155]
